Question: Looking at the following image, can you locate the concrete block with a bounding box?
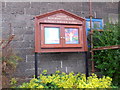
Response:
[40,53,68,61]
[2,2,5,8]
[2,7,24,15]
[30,2,41,8]
[67,52,85,60]
[81,2,89,11]
[60,2,74,11]
[38,57,61,69]
[13,48,34,57]
[12,14,34,28]
[26,21,34,28]
[92,2,106,8]
[67,66,85,74]
[30,41,34,48]
[2,31,10,40]
[6,2,30,8]
[2,14,16,22]
[14,14,27,22]
[25,27,34,34]
[13,27,26,35]
[2,21,12,31]
[25,8,40,15]
[13,14,34,22]
[40,9,54,15]
[62,59,77,67]
[25,61,35,69]
[26,55,35,62]
[31,2,61,11]
[96,11,108,19]
[24,68,35,77]
[12,21,27,28]
[56,67,66,73]
[61,2,82,13]
[105,2,118,9]
[47,53,62,60]
[2,27,9,34]
[12,34,24,41]
[11,41,31,49]
[77,59,85,67]
[14,61,26,77]
[23,34,34,41]
[42,2,62,10]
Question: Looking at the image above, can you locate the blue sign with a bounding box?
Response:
[86,18,103,47]
[86,18,103,35]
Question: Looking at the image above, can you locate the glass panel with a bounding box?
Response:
[65,28,79,44]
[94,21,100,28]
[44,27,60,44]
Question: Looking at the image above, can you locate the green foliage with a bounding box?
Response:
[10,78,18,88]
[42,70,48,75]
[16,70,116,88]
[10,78,17,85]
[93,22,120,86]
[4,55,22,68]
[1,46,22,88]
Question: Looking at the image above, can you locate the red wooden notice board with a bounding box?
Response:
[34,9,88,53]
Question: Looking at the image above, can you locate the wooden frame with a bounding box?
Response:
[62,25,82,47]
[35,9,88,53]
[41,24,62,48]
[41,24,83,48]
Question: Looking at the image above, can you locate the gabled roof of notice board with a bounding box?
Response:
[35,9,85,21]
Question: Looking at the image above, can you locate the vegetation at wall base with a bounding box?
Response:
[14,70,118,88]
[93,22,120,86]
[1,47,23,88]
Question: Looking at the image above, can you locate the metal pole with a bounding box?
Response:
[35,52,38,78]
[89,0,95,73]
[85,51,89,78]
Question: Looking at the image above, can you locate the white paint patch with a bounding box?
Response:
[65,67,67,73]
[25,68,35,71]
[61,61,62,68]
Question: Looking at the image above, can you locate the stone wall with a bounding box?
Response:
[1,2,118,77]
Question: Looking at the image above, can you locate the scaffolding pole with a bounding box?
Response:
[89,0,95,73]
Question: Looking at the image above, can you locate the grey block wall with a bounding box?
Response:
[1,2,118,77]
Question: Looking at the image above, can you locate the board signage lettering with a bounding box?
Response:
[40,13,82,24]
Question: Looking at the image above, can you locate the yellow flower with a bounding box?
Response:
[55,70,60,73]
[30,78,38,83]
[18,71,113,89]
[37,85,44,88]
